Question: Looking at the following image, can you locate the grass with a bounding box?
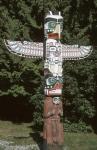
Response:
[0,120,97,149]
[0,120,37,145]
[64,132,97,150]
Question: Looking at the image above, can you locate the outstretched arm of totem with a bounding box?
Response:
[4,40,43,58]
[62,44,93,60]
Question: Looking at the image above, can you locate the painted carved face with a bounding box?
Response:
[53,97,60,104]
[45,18,63,34]
[44,12,63,39]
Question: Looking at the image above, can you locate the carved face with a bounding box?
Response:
[45,18,63,30]
[44,15,63,39]
[53,97,60,104]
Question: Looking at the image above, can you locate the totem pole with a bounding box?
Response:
[4,11,92,150]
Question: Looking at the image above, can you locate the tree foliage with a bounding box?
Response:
[0,0,44,124]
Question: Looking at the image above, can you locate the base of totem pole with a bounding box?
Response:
[43,140,65,150]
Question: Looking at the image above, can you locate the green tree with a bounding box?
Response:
[0,0,44,125]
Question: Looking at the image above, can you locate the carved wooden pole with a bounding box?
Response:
[43,11,64,149]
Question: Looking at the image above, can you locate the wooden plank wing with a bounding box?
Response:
[4,40,43,58]
[62,44,92,60]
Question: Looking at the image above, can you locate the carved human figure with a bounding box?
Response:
[43,96,64,145]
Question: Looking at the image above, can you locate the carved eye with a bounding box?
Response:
[46,77,56,86]
[49,21,56,28]
[53,97,60,104]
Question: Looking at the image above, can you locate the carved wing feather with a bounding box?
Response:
[4,40,43,58]
[62,44,92,60]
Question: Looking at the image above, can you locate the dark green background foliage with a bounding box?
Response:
[0,0,97,132]
[0,0,44,126]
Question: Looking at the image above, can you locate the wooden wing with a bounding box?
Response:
[62,44,92,60]
[4,40,43,58]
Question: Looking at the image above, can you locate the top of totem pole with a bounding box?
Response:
[44,11,63,40]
